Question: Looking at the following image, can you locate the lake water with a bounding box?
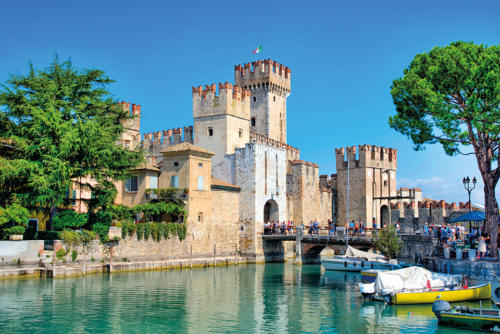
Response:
[0,263,491,333]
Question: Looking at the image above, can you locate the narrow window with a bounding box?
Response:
[251,117,256,127]
[124,140,130,148]
[239,129,243,138]
[384,180,387,187]
[174,162,179,167]
[198,162,203,167]
[276,154,278,188]
[208,127,213,136]
[265,152,268,194]
[253,96,256,102]
[170,175,179,188]
[273,96,276,102]
[126,176,138,192]
[72,190,77,206]
[198,212,203,222]
[150,175,158,189]
[197,176,204,190]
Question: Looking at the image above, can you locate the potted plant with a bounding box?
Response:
[7,225,26,241]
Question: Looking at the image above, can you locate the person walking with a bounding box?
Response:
[478,232,487,259]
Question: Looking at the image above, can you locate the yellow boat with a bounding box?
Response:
[392,283,491,305]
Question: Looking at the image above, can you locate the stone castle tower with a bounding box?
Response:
[235,60,291,143]
[192,83,251,167]
[334,145,397,227]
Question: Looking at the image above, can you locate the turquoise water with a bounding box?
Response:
[0,264,492,333]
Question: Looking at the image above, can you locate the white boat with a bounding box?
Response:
[359,266,465,304]
[321,246,400,272]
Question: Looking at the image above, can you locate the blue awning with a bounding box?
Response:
[449,211,485,223]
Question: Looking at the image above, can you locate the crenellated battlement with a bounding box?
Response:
[335,145,397,170]
[192,82,250,120]
[234,59,291,95]
[141,126,194,152]
[250,131,299,160]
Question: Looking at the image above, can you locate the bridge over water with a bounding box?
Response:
[261,231,436,264]
[261,230,376,263]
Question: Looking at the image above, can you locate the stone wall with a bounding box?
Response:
[399,235,439,261]
[0,240,44,265]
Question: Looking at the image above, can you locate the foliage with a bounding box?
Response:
[0,56,143,225]
[71,250,78,262]
[133,201,185,223]
[52,210,87,231]
[150,222,159,241]
[0,203,30,227]
[108,204,134,222]
[136,223,144,240]
[144,222,151,240]
[56,248,68,260]
[92,223,109,243]
[373,225,403,259]
[390,41,499,255]
[113,236,120,241]
[176,224,187,241]
[60,229,96,247]
[5,225,25,236]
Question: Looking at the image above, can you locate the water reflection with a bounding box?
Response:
[0,263,486,333]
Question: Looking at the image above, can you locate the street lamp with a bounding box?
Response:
[462,176,477,231]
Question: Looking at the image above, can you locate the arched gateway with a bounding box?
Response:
[264,199,279,222]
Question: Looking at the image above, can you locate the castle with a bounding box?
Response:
[105,59,469,261]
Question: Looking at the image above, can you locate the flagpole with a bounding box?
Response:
[346,158,349,248]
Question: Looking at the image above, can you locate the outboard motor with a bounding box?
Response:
[432,299,451,319]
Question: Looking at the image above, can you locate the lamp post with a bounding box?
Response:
[462,176,477,231]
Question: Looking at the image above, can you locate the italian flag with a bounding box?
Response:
[252,45,262,54]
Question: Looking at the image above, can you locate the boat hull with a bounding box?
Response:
[439,308,500,331]
[322,258,398,272]
[392,283,491,305]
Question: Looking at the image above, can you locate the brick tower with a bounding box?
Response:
[234,60,291,143]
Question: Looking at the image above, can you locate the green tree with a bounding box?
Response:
[0,56,143,228]
[389,41,499,256]
[373,225,403,259]
[52,210,87,231]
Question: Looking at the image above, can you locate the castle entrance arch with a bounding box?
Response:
[380,205,389,227]
[264,199,279,223]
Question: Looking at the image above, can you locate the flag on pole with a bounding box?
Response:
[252,45,262,54]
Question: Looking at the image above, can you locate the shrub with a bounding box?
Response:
[113,236,120,241]
[177,224,187,241]
[0,203,30,227]
[151,223,159,241]
[121,222,128,239]
[56,248,68,260]
[6,225,26,236]
[136,223,144,240]
[52,210,87,231]
[158,224,166,241]
[144,223,151,240]
[92,223,109,243]
[373,225,403,259]
[108,205,134,221]
[60,229,81,247]
[127,223,136,237]
[80,229,96,244]
[71,250,78,262]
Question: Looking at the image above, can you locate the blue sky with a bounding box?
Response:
[0,0,498,205]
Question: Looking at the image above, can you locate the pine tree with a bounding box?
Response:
[0,56,143,229]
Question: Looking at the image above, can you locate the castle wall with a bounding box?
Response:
[142,126,193,163]
[286,160,329,225]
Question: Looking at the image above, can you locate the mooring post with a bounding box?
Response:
[53,240,56,278]
[213,244,216,266]
[294,225,303,265]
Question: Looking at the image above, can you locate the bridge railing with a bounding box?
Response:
[263,225,378,238]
